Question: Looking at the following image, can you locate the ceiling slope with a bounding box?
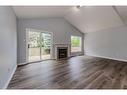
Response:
[65,6,124,33]
[115,6,127,24]
[13,6,127,33]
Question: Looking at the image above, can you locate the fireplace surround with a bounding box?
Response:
[54,44,70,60]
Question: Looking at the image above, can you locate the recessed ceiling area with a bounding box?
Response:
[13,6,127,33]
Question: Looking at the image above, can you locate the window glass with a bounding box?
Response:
[71,36,82,52]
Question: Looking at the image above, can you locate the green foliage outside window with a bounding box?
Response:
[29,32,51,48]
[71,36,81,47]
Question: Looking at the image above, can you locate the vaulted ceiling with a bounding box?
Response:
[13,6,127,33]
[13,6,70,18]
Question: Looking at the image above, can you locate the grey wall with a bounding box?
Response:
[0,7,17,88]
[85,25,127,61]
[17,18,84,64]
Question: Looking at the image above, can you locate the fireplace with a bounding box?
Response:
[57,47,68,59]
[54,44,70,60]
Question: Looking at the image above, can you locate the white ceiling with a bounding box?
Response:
[65,6,125,33]
[12,6,127,33]
[13,6,71,18]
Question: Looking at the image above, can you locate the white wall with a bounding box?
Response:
[85,25,127,61]
[17,18,84,64]
[0,7,17,88]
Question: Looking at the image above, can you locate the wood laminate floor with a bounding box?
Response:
[8,56,127,89]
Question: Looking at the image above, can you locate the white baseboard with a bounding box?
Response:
[18,62,27,66]
[18,59,56,66]
[3,65,17,89]
[86,53,127,63]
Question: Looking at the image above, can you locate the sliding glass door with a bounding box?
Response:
[40,33,51,60]
[28,31,40,62]
[27,29,52,62]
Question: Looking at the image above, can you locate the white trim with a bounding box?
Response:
[26,29,29,63]
[3,65,17,89]
[86,53,127,62]
[18,62,27,66]
[18,59,56,66]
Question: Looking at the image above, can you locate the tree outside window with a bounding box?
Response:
[71,36,82,52]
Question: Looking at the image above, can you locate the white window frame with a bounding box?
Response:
[71,35,82,53]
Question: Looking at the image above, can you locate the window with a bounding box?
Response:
[71,36,82,52]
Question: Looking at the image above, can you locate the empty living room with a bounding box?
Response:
[2,2,127,94]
